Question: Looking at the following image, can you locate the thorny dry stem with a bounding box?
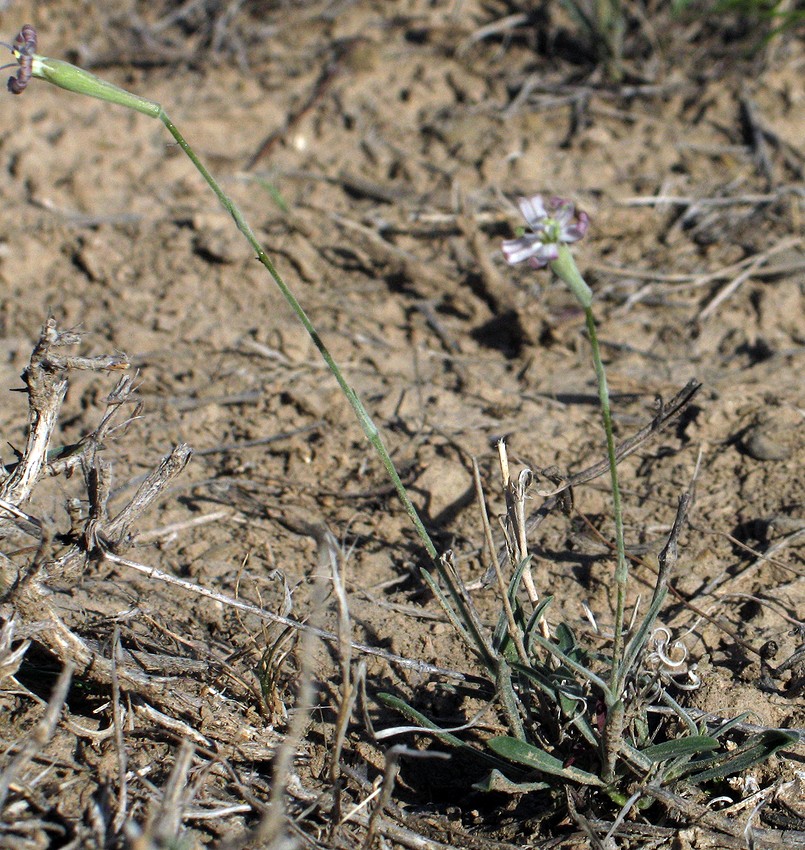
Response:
[0,320,294,846]
[0,324,130,513]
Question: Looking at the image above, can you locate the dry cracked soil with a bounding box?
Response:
[0,2,803,849]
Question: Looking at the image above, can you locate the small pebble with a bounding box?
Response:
[743,426,792,461]
[193,228,241,264]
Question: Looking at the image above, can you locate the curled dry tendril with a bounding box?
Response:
[4,24,37,94]
[645,626,701,692]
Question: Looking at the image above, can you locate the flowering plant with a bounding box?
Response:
[503,194,594,308]
[502,195,589,269]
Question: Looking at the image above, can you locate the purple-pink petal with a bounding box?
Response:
[576,210,590,234]
[562,211,590,242]
[517,195,548,228]
[526,243,559,268]
[503,193,589,269]
[502,234,545,265]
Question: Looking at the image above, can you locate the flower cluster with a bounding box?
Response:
[502,195,589,269]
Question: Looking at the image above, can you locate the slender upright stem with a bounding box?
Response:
[25,44,513,672]
[583,306,628,680]
[583,305,628,781]
[550,247,628,683]
[554,244,629,780]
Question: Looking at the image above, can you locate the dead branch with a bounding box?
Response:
[0,320,200,714]
[0,318,131,534]
[487,378,702,577]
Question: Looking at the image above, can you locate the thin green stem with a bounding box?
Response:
[550,247,628,679]
[550,246,628,780]
[583,305,627,782]
[26,47,527,685]
[29,52,439,563]
[583,306,628,677]
[159,116,439,563]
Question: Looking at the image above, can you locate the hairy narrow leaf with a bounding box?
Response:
[523,595,553,653]
[531,633,614,703]
[487,736,606,787]
[707,712,752,739]
[509,661,599,748]
[641,735,719,763]
[659,688,699,736]
[682,730,798,784]
[377,693,523,776]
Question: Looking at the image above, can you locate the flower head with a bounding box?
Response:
[502,194,589,269]
[5,24,36,94]
[3,25,162,118]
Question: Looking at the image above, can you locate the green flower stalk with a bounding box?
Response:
[503,194,628,780]
[3,25,439,562]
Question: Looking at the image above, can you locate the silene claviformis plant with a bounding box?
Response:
[383,196,796,810]
[4,26,796,809]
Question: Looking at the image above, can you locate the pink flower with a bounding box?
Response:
[502,195,589,269]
